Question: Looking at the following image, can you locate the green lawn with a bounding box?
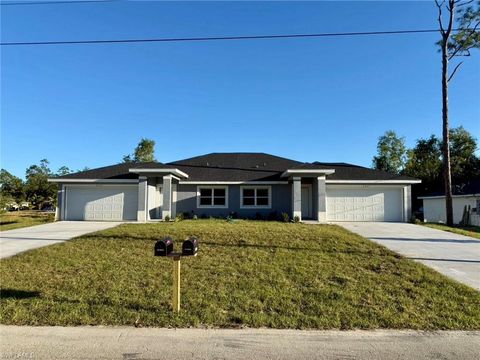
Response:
[422,223,480,239]
[0,211,55,231]
[1,220,479,329]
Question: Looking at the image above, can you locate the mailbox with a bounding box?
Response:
[154,237,174,257]
[182,236,198,256]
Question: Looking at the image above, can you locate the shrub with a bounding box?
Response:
[410,214,423,225]
[164,215,170,222]
[180,212,192,220]
[268,211,278,221]
[229,211,238,219]
[175,213,185,222]
[293,215,300,223]
[282,212,290,223]
[255,212,263,220]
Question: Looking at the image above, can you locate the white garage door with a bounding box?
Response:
[65,185,138,221]
[327,186,403,222]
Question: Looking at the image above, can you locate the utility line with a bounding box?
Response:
[1,0,119,5]
[0,29,449,47]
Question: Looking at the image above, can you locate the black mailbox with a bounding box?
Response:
[182,236,198,256]
[154,237,174,257]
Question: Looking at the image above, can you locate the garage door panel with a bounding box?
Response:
[66,185,138,221]
[327,186,402,222]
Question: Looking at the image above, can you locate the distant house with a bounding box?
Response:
[48,153,420,223]
[419,180,480,224]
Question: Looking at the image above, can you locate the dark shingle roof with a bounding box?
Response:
[55,161,165,179]
[311,162,418,181]
[421,180,480,197]
[168,153,302,181]
[53,153,420,182]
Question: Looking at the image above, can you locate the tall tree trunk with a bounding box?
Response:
[441,39,454,226]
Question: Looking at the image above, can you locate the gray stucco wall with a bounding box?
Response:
[175,184,292,218]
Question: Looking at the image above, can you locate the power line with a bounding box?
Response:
[0,28,447,47]
[1,0,119,5]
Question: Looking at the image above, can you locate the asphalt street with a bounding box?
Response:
[1,326,479,360]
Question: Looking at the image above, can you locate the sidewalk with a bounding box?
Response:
[1,326,479,360]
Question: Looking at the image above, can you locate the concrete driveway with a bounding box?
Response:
[0,221,121,259]
[340,222,480,290]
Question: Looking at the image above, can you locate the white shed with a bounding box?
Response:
[420,194,480,224]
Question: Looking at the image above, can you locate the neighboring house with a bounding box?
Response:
[48,153,420,223]
[419,180,480,224]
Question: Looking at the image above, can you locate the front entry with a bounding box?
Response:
[301,185,312,219]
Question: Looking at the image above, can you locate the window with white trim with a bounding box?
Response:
[241,186,271,208]
[197,186,228,208]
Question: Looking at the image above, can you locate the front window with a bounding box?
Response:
[241,186,271,208]
[198,187,228,208]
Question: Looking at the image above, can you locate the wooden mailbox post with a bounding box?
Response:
[154,236,198,313]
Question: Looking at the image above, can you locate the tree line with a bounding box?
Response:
[0,138,157,211]
[372,126,480,209]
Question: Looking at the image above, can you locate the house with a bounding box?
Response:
[48,153,420,223]
[419,180,480,224]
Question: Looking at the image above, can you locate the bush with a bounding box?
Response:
[281,212,290,223]
[410,215,423,225]
[229,211,238,219]
[293,215,300,223]
[255,212,263,220]
[164,215,170,222]
[268,211,278,221]
[175,213,185,222]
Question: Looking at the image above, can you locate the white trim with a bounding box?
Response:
[61,184,66,220]
[326,180,421,184]
[281,169,335,177]
[240,186,272,209]
[179,181,288,185]
[419,194,480,200]
[172,184,177,218]
[48,178,139,183]
[156,185,163,219]
[129,168,189,179]
[196,185,229,209]
[63,184,138,187]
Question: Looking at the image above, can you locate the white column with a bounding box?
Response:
[162,175,172,220]
[317,175,326,222]
[292,177,302,220]
[57,184,65,221]
[171,183,177,219]
[137,176,148,222]
[403,186,412,222]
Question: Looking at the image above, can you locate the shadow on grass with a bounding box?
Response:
[78,233,397,257]
[1,289,40,299]
[0,221,18,226]
[51,296,166,313]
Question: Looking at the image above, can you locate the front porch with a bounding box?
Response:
[289,175,329,223]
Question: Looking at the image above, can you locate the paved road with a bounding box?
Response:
[0,221,121,259]
[340,222,480,290]
[0,326,478,360]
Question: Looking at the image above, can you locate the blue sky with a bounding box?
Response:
[1,0,479,179]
